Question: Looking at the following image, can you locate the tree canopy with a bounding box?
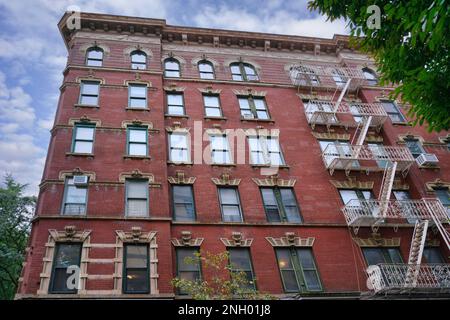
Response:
[309,0,450,132]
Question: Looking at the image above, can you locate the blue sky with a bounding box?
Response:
[0,0,348,195]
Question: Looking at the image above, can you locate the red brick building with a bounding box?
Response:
[16,12,450,299]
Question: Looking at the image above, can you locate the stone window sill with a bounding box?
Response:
[123,155,151,160]
[164,114,189,119]
[210,163,236,167]
[167,161,193,166]
[240,118,274,123]
[204,116,227,121]
[74,104,99,108]
[251,164,290,169]
[125,107,150,111]
[66,152,94,158]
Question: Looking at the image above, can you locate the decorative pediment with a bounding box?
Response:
[353,233,401,247]
[312,132,350,141]
[426,179,450,192]
[165,122,190,132]
[163,84,185,92]
[171,231,204,247]
[124,79,152,87]
[116,227,157,243]
[168,171,196,185]
[266,232,315,247]
[198,86,222,95]
[397,133,425,144]
[232,88,266,97]
[49,226,91,242]
[330,177,374,190]
[121,119,154,129]
[59,168,96,181]
[252,175,296,187]
[220,232,253,247]
[123,45,153,57]
[76,76,105,84]
[392,179,409,191]
[211,173,241,186]
[68,115,101,126]
[119,170,156,183]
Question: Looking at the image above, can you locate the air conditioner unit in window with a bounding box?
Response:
[73,175,89,186]
[416,153,439,167]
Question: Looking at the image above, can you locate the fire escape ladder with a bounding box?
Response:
[424,200,450,250]
[332,78,352,113]
[378,161,397,218]
[404,220,429,287]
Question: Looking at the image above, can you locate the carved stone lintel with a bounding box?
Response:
[168,171,196,185]
[266,233,315,247]
[353,236,401,247]
[116,228,157,243]
[211,173,241,186]
[119,170,155,183]
[330,177,374,190]
[171,231,204,247]
[220,232,253,247]
[425,178,450,192]
[252,176,296,187]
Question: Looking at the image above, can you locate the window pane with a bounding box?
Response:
[129,143,147,156]
[87,49,103,60]
[177,249,199,271]
[423,248,445,263]
[74,141,93,154]
[382,102,397,113]
[171,149,188,162]
[80,95,98,105]
[198,63,213,72]
[229,249,252,270]
[86,59,102,67]
[168,106,185,115]
[281,270,299,292]
[170,134,187,148]
[231,65,241,74]
[125,269,148,292]
[363,248,386,265]
[168,94,183,104]
[212,151,231,164]
[129,98,146,108]
[203,95,219,107]
[126,245,148,268]
[253,98,266,110]
[54,244,81,267]
[129,129,146,143]
[303,270,321,291]
[51,268,73,292]
[219,188,239,204]
[173,186,195,220]
[232,74,243,81]
[387,248,403,263]
[200,72,214,79]
[127,181,147,198]
[81,83,99,95]
[130,85,146,98]
[222,206,241,221]
[256,111,269,119]
[165,70,180,77]
[131,63,146,70]
[339,190,358,205]
[205,107,221,117]
[131,53,146,63]
[127,199,148,216]
[66,185,87,204]
[238,98,250,108]
[297,249,315,269]
[244,65,256,75]
[76,127,94,140]
[165,61,179,70]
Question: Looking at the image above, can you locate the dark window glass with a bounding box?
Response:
[164,58,180,77]
[172,185,195,221]
[261,188,301,222]
[86,47,103,67]
[123,244,149,293]
[49,243,82,293]
[382,101,406,123]
[362,68,378,85]
[423,247,445,263]
[131,50,147,70]
[228,248,255,290]
[435,188,450,217]
[177,248,201,295]
[362,248,403,266]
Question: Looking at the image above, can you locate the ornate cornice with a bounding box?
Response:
[68,116,101,126]
[233,88,266,97]
[121,119,154,129]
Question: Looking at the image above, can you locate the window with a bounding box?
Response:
[176,248,201,294]
[318,140,359,168]
[123,244,149,293]
[248,136,284,165]
[332,69,347,87]
[230,62,259,81]
[291,66,320,86]
[382,101,406,123]
[166,93,185,115]
[276,248,322,293]
[339,189,373,205]
[392,190,417,224]
[203,94,222,117]
[164,58,180,77]
[362,248,403,266]
[125,179,149,217]
[218,187,243,222]
[362,68,378,85]
[172,185,196,221]
[79,81,100,106]
[304,100,338,123]
[367,142,389,168]
[128,84,147,108]
[228,248,255,290]
[434,188,450,216]
[423,247,445,263]
[62,177,88,215]
[49,243,82,293]
[127,127,148,156]
[131,50,147,70]
[72,124,95,154]
[404,138,425,158]
[198,60,215,79]
[238,96,269,120]
[168,132,190,162]
[209,135,232,164]
[85,47,103,67]
[261,188,301,223]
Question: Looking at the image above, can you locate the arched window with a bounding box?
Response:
[86,47,103,67]
[230,62,259,81]
[131,50,147,70]
[362,68,378,85]
[164,58,180,78]
[198,60,215,79]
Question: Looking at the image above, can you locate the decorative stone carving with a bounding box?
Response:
[198,86,222,95]
[116,228,157,243]
[171,231,204,247]
[119,170,156,183]
[163,84,185,92]
[353,235,401,247]
[425,179,450,192]
[211,173,241,186]
[252,176,296,187]
[165,123,190,132]
[266,233,315,247]
[232,88,266,97]
[312,132,351,141]
[68,116,101,127]
[59,168,96,181]
[330,177,374,190]
[121,120,154,129]
[220,232,253,247]
[168,171,196,185]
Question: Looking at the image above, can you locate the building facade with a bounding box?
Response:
[16,12,450,299]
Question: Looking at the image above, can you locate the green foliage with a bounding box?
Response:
[0,175,35,299]
[308,0,450,132]
[171,250,275,300]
